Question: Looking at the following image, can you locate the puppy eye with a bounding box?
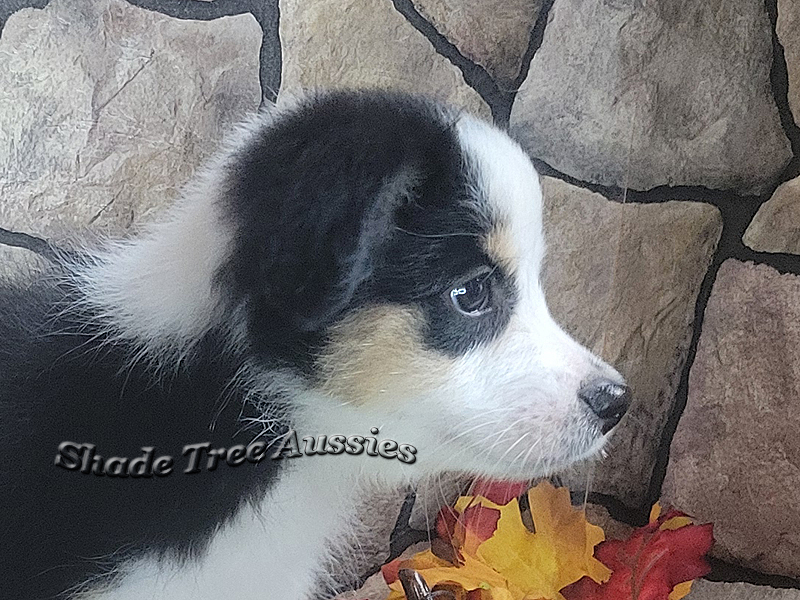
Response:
[449,272,493,317]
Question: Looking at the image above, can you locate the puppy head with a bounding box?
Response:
[221,91,630,479]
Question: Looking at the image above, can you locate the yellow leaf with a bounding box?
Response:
[387,482,611,600]
[476,481,610,600]
[660,515,694,531]
[649,502,662,523]
[668,580,693,600]
[387,551,526,600]
[650,502,693,531]
[489,587,517,600]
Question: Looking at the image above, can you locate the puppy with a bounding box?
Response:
[0,90,630,600]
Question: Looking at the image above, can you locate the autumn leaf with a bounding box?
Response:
[561,505,714,600]
[384,480,609,600]
[471,479,529,505]
[432,478,525,562]
[476,482,610,600]
[382,484,712,600]
[385,550,526,600]
[436,501,502,561]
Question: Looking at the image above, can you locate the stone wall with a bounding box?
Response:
[1,0,799,598]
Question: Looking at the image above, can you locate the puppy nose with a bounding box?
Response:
[578,379,631,434]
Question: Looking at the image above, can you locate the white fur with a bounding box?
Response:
[63,103,298,361]
[78,398,427,600]
[424,116,625,477]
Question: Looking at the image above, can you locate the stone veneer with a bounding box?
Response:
[662,260,800,578]
[2,0,800,598]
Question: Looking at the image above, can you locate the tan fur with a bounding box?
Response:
[315,305,451,405]
[483,222,518,275]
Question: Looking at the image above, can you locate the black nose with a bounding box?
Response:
[578,380,631,434]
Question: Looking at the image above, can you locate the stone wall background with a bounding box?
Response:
[2,0,800,598]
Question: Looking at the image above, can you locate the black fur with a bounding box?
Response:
[220,91,515,364]
[0,91,513,599]
[0,280,289,598]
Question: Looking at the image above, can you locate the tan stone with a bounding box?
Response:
[585,504,635,540]
[779,0,800,121]
[689,580,800,600]
[411,0,542,83]
[511,0,791,194]
[744,176,800,255]
[583,504,635,542]
[0,0,261,239]
[541,178,722,508]
[662,260,800,578]
[279,0,489,118]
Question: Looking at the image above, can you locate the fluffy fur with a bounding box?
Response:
[0,90,630,600]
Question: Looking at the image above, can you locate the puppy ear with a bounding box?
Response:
[220,93,458,338]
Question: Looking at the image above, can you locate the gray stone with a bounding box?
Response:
[689,580,800,600]
[584,503,635,542]
[541,177,722,508]
[511,0,791,194]
[779,0,800,122]
[0,0,261,239]
[662,260,800,578]
[411,0,542,83]
[279,0,489,118]
[744,176,800,255]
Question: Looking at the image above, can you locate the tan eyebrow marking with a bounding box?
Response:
[483,222,518,276]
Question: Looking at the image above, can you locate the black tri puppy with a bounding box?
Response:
[0,90,630,600]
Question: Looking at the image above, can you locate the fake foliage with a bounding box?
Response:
[381,480,714,600]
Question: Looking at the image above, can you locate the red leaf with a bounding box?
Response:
[437,506,459,542]
[382,558,402,585]
[562,513,714,600]
[460,505,501,544]
[471,478,528,505]
[433,502,501,564]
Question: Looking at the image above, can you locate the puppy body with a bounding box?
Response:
[0,91,627,599]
